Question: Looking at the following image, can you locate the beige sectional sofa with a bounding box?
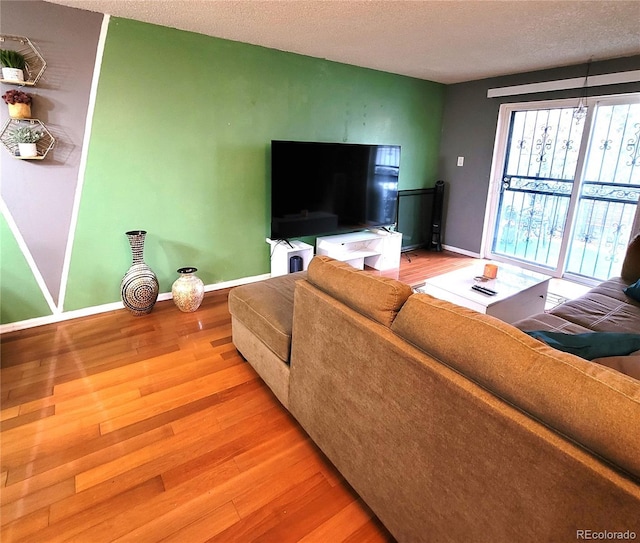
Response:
[228,239,640,543]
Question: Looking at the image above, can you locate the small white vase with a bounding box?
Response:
[2,67,24,82]
[18,143,37,157]
[172,267,205,312]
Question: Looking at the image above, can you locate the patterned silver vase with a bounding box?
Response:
[171,267,205,312]
[120,230,159,316]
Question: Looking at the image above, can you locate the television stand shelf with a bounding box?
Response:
[315,229,402,271]
[266,238,314,277]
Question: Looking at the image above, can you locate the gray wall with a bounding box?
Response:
[438,55,640,255]
[0,1,103,305]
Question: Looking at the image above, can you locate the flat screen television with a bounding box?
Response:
[270,140,400,239]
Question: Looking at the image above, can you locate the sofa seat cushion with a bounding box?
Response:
[512,312,594,333]
[549,277,640,333]
[228,272,305,362]
[307,255,413,328]
[391,293,640,478]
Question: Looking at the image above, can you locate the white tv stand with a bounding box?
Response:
[316,229,402,271]
[266,238,314,277]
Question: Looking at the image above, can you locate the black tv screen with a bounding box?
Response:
[270,140,400,239]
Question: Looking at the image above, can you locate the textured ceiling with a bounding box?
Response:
[45,0,640,83]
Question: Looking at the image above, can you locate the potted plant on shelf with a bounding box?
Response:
[0,49,27,82]
[9,126,42,157]
[2,89,32,119]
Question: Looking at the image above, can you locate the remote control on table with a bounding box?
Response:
[471,284,497,296]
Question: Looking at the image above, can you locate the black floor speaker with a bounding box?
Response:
[289,255,303,273]
[430,180,445,251]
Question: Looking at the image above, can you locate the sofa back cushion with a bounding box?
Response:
[307,255,413,327]
[391,293,640,478]
[621,234,640,283]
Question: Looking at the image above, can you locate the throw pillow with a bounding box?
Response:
[525,331,640,360]
[623,278,640,302]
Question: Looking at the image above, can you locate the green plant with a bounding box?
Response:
[0,49,26,70]
[10,126,42,144]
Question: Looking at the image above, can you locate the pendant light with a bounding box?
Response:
[573,60,592,121]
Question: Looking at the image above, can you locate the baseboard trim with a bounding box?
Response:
[442,244,482,258]
[0,272,271,334]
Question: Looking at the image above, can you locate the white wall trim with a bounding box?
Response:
[58,14,110,313]
[1,199,57,315]
[204,273,271,291]
[0,271,271,334]
[480,100,516,259]
[487,70,640,98]
[441,244,481,258]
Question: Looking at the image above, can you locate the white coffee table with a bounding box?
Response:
[415,261,551,324]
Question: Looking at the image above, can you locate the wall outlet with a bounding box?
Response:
[457,156,464,167]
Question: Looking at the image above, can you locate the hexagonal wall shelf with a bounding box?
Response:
[0,35,47,86]
[0,118,55,160]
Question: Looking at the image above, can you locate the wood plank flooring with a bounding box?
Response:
[0,249,473,542]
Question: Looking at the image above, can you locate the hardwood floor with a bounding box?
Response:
[0,249,472,543]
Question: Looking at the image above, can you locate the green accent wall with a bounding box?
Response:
[62,18,445,311]
[1,215,52,324]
